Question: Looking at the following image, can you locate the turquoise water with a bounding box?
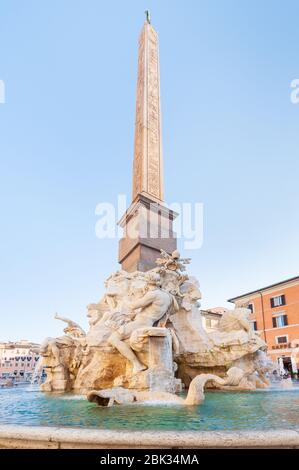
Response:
[1,385,299,431]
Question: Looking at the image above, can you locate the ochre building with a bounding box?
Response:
[228,276,299,374]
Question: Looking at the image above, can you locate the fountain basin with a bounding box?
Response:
[1,385,299,448]
[1,425,299,449]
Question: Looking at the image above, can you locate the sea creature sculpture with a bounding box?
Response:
[87,373,225,407]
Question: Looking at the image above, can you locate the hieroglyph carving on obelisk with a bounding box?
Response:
[132,19,164,203]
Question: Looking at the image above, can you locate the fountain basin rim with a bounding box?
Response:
[1,425,299,449]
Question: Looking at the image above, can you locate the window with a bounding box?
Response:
[272,315,288,328]
[247,303,254,313]
[270,295,286,308]
[251,321,257,331]
[205,319,212,328]
[276,336,288,344]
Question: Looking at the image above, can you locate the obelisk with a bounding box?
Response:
[118,13,177,272]
[132,11,163,203]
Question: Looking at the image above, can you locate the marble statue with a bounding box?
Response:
[39,250,271,397]
[40,314,87,392]
[156,249,191,273]
[40,314,85,367]
[107,272,178,374]
[87,372,225,407]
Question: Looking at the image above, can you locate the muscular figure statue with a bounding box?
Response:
[107,272,176,374]
[40,313,85,367]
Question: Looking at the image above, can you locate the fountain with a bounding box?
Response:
[37,15,272,405]
[38,250,271,404]
[1,14,299,450]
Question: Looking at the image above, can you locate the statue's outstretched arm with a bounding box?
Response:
[54,313,85,333]
[54,312,73,324]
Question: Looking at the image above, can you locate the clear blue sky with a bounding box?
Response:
[1,0,299,343]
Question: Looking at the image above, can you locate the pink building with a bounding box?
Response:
[0,340,40,382]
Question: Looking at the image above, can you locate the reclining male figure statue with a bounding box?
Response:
[107,272,178,374]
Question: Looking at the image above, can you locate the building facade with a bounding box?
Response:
[0,340,40,381]
[228,276,299,374]
[201,308,227,332]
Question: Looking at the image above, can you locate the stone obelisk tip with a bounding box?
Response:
[145,10,151,24]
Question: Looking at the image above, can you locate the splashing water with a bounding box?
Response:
[30,357,44,385]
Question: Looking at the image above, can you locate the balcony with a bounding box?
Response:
[272,343,292,350]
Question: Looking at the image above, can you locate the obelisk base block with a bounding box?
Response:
[118,194,178,272]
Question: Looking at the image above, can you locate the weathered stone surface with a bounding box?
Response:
[73,349,128,392]
[1,425,299,449]
[40,346,77,393]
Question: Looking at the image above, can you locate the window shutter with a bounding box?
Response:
[281,295,286,306]
[272,317,277,327]
[270,298,274,308]
[283,315,288,326]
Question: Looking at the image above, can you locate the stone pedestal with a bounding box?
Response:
[147,328,176,393]
[148,330,173,373]
[118,194,177,272]
[110,328,178,393]
[40,365,71,393]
